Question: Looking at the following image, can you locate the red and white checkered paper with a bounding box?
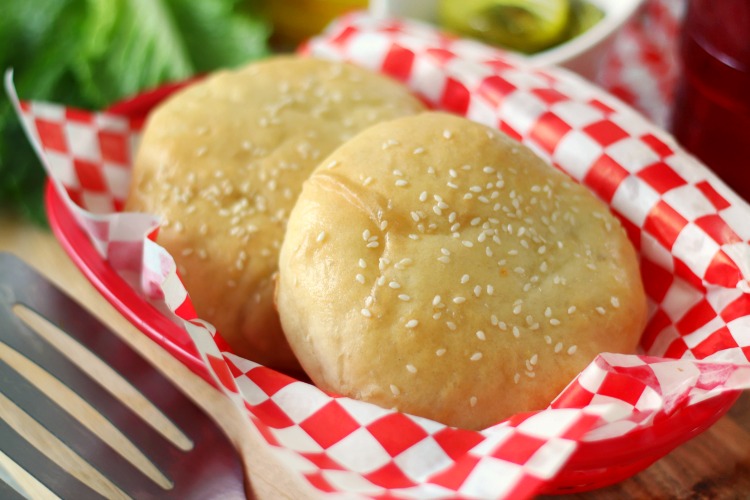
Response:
[7,7,750,500]
[598,0,685,128]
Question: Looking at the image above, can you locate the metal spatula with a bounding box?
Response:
[0,252,249,499]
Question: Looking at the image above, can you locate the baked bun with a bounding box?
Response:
[276,112,647,429]
[125,56,426,370]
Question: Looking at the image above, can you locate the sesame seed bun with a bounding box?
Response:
[125,56,426,370]
[276,112,647,429]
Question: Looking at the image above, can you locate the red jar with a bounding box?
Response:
[670,0,750,202]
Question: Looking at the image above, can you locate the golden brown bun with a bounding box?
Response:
[276,112,647,429]
[125,56,426,370]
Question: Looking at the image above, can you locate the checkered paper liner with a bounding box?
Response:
[6,10,750,499]
[597,0,685,128]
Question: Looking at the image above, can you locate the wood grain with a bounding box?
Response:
[2,213,749,499]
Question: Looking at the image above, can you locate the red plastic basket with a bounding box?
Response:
[42,76,743,495]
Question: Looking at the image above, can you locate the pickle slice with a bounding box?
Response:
[439,0,571,54]
[565,0,604,38]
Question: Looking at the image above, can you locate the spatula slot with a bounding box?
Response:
[13,303,192,453]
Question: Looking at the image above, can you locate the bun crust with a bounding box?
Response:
[277,112,647,429]
[125,57,426,369]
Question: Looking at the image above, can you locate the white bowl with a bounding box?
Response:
[368,0,646,80]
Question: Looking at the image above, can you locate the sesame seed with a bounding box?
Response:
[514,373,521,384]
[443,129,453,139]
[462,241,474,248]
[436,348,446,356]
[449,169,458,178]
[380,220,388,230]
[476,330,486,340]
[611,296,620,308]
[363,229,371,240]
[376,276,386,286]
[366,241,379,248]
[363,176,373,186]
[395,179,408,187]
[568,306,577,314]
[406,364,417,373]
[487,285,494,295]
[453,297,466,304]
[358,258,367,268]
[316,231,326,242]
[554,342,563,353]
[470,352,483,361]
[433,312,442,320]
[525,371,536,379]
[365,296,374,307]
[398,294,410,301]
[419,191,428,202]
[491,315,498,325]
[540,262,548,272]
[461,274,470,284]
[538,245,547,254]
[413,147,425,155]
[474,285,482,297]
[596,306,606,315]
[530,354,538,365]
[498,321,507,330]
[432,295,442,306]
[395,258,413,269]
[361,308,372,318]
[387,282,401,290]
[544,335,552,344]
[447,182,459,189]
[550,318,561,326]
[470,396,477,407]
[544,307,552,318]
[390,384,401,396]
[485,247,493,257]
[446,322,457,331]
[513,304,522,315]
[567,345,578,355]
[441,248,451,256]
[405,319,419,328]
[355,274,365,284]
[512,326,520,338]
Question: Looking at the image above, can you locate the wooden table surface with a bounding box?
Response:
[1,213,749,499]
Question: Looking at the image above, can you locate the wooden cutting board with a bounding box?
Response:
[2,213,748,499]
